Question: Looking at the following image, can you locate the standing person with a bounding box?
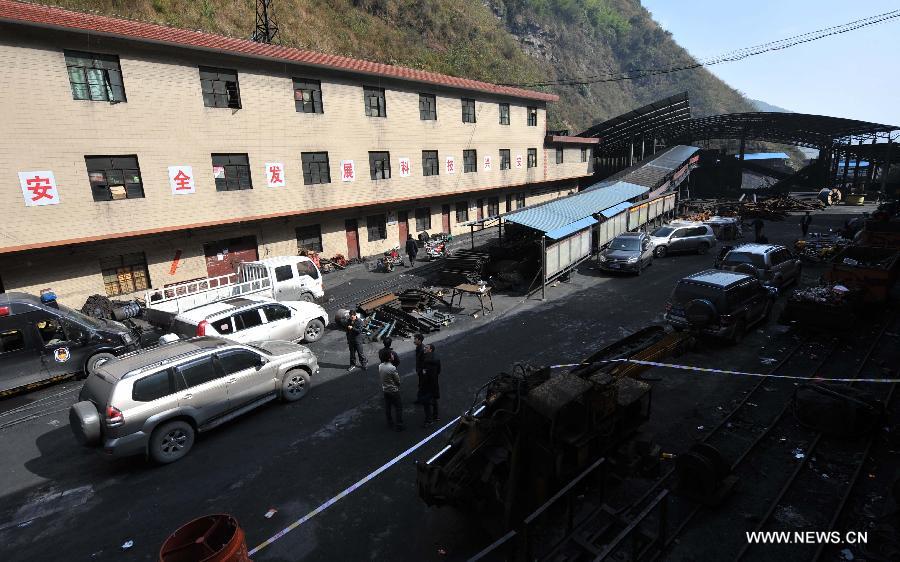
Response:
[752,218,765,243]
[382,337,399,368]
[405,234,419,268]
[345,311,367,372]
[413,333,425,404]
[421,343,441,427]
[378,348,404,431]
[801,212,812,237]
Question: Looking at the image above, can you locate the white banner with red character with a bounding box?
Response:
[265,162,286,188]
[168,166,195,195]
[18,171,60,206]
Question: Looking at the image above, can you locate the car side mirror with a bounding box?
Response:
[256,356,268,369]
[766,286,779,298]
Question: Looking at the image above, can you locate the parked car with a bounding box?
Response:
[172,295,328,343]
[664,270,774,343]
[69,336,319,463]
[0,291,139,394]
[598,232,654,275]
[649,223,717,257]
[715,243,802,290]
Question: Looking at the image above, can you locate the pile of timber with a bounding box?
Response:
[742,196,824,220]
[436,249,491,286]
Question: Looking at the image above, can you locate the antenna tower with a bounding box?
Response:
[252,0,279,44]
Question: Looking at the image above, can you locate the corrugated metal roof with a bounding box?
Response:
[599,201,632,218]
[583,145,699,192]
[741,152,789,160]
[0,0,557,102]
[505,182,647,235]
[545,216,598,240]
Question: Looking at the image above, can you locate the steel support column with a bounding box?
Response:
[852,139,864,192]
[864,136,877,189]
[881,139,893,195]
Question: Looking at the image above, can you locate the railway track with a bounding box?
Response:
[0,383,81,431]
[546,313,897,561]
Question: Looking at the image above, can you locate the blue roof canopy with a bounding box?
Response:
[599,201,632,218]
[545,216,598,240]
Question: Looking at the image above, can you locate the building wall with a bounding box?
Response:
[0,26,590,255]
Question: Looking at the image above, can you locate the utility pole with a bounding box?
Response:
[252,0,279,44]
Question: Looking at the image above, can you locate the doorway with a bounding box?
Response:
[398,211,409,245]
[345,219,360,260]
[441,205,451,234]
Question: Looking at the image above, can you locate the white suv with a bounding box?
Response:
[173,295,329,343]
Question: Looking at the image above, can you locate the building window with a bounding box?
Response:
[419,93,436,120]
[100,252,150,297]
[364,86,386,117]
[499,149,511,170]
[85,155,144,201]
[212,153,252,191]
[369,151,391,180]
[64,50,126,103]
[422,150,439,176]
[301,152,331,185]
[293,78,323,113]
[556,147,564,164]
[461,98,476,123]
[527,106,537,126]
[499,103,510,125]
[463,149,477,173]
[296,225,323,252]
[415,207,431,232]
[581,147,589,162]
[527,148,537,168]
[516,193,526,209]
[367,214,387,242]
[199,66,241,109]
[486,197,500,218]
[455,201,469,223]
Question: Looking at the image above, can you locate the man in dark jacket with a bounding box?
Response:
[420,343,441,426]
[405,234,419,267]
[382,337,399,368]
[800,212,812,237]
[413,333,425,403]
[346,311,367,372]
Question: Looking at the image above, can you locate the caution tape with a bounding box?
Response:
[550,358,900,384]
[248,415,461,556]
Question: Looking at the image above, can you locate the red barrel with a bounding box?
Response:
[159,514,250,562]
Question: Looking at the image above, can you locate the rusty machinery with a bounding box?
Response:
[416,326,692,529]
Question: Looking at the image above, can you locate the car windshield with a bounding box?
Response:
[57,303,106,329]
[609,237,641,251]
[724,252,766,268]
[651,227,674,237]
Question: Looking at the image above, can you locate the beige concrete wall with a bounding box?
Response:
[0,27,591,254]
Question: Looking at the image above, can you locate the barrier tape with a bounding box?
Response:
[551,358,900,384]
[248,415,461,556]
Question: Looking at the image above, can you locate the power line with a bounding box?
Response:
[500,9,900,88]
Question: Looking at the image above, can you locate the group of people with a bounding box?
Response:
[345,310,441,431]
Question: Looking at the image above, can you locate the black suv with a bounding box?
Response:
[665,270,773,343]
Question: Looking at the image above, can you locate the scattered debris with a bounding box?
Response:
[840,548,855,560]
[696,425,705,431]
[121,540,134,551]
[264,508,277,519]
[759,357,777,365]
[792,448,806,460]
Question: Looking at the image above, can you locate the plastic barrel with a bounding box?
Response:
[159,514,250,562]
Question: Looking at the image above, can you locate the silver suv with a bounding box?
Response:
[649,223,717,257]
[716,243,802,290]
[69,336,318,464]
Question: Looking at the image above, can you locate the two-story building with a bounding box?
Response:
[0,0,597,305]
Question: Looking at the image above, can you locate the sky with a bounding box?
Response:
[640,0,900,126]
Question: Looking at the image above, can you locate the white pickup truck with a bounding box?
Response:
[143,256,324,314]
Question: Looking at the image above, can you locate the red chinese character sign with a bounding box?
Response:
[167,166,195,195]
[18,171,59,206]
[515,154,523,169]
[446,156,456,175]
[341,160,356,182]
[398,158,411,178]
[265,162,286,188]
[483,156,492,171]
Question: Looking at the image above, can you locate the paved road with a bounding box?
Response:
[0,211,859,561]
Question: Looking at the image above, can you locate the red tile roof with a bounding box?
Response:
[0,0,558,102]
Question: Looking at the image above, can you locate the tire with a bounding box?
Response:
[685,299,718,328]
[299,292,315,303]
[697,242,710,255]
[303,318,325,343]
[69,401,101,446]
[149,421,195,464]
[655,245,668,258]
[281,369,311,402]
[85,352,116,377]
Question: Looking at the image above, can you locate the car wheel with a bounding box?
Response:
[299,292,315,302]
[303,318,325,342]
[655,245,668,258]
[149,421,195,464]
[85,352,116,378]
[282,369,311,402]
[730,321,747,345]
[697,242,710,255]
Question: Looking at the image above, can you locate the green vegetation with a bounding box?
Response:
[37,0,754,132]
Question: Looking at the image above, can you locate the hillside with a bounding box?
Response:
[750,98,793,113]
[34,0,755,131]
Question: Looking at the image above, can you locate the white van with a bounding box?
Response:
[144,256,324,314]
